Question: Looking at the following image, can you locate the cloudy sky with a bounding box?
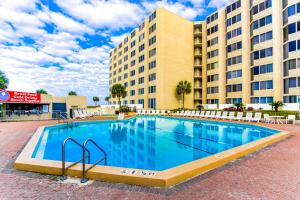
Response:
[0,0,233,105]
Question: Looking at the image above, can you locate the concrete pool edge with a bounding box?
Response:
[14,121,290,188]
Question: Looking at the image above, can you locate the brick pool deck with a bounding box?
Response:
[0,119,300,200]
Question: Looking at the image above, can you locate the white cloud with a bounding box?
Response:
[110,33,129,45]
[142,0,202,21]
[55,0,145,29]
[208,0,235,9]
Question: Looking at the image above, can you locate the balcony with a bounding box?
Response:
[194,50,202,57]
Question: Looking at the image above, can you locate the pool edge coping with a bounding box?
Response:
[14,118,290,188]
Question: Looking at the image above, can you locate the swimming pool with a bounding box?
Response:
[32,116,279,171]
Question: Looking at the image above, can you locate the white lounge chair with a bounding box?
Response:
[234,112,243,121]
[227,112,235,120]
[251,112,262,122]
[137,110,142,115]
[118,113,125,120]
[189,111,196,117]
[220,111,228,120]
[79,109,88,118]
[214,111,222,119]
[208,111,216,118]
[286,115,296,124]
[204,111,211,118]
[160,110,166,115]
[193,111,200,117]
[178,110,185,116]
[199,111,206,118]
[242,112,253,122]
[184,111,191,117]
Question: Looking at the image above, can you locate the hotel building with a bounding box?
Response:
[109,1,300,109]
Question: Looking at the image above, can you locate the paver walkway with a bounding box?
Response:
[0,120,300,200]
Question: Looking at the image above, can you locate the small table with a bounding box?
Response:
[268,116,284,124]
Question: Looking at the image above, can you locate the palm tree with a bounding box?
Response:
[105,96,110,104]
[234,102,244,111]
[270,101,285,112]
[176,80,192,109]
[93,96,100,105]
[36,89,48,94]
[111,84,126,107]
[0,70,9,90]
[68,91,77,96]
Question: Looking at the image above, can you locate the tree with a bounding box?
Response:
[111,84,126,107]
[105,96,110,104]
[68,91,77,96]
[234,102,244,111]
[176,80,192,109]
[36,89,48,94]
[0,70,9,90]
[93,96,100,105]
[270,101,285,112]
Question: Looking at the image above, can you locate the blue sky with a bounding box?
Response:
[0,0,233,105]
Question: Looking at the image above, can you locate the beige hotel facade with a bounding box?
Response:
[109,0,300,109]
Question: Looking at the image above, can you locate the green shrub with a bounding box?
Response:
[119,106,129,113]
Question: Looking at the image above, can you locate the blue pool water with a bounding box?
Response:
[32,116,279,171]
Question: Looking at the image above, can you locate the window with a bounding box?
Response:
[227,41,242,53]
[208,50,218,58]
[130,80,135,86]
[251,15,272,32]
[206,12,218,24]
[207,37,218,47]
[251,47,272,60]
[288,23,296,34]
[207,74,219,82]
[207,25,218,35]
[139,44,145,52]
[138,99,144,106]
[207,87,218,94]
[149,60,156,69]
[148,98,156,109]
[207,62,218,70]
[149,48,156,57]
[138,88,144,95]
[130,70,135,76]
[149,24,156,34]
[289,41,297,52]
[148,86,156,93]
[138,33,145,42]
[288,5,296,17]
[226,14,241,27]
[148,73,156,82]
[138,66,144,73]
[227,55,242,66]
[130,90,135,96]
[138,77,144,84]
[227,70,242,79]
[149,11,156,22]
[131,50,135,57]
[138,55,144,63]
[130,40,135,48]
[226,0,241,14]
[149,36,156,46]
[226,84,242,92]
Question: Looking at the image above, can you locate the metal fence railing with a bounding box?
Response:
[0,110,68,121]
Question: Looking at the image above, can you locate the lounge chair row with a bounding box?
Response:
[137,110,170,115]
[173,110,263,122]
[73,109,93,119]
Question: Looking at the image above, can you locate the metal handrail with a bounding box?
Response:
[57,112,70,124]
[61,137,90,180]
[81,138,107,183]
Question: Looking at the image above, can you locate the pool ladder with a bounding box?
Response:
[60,137,107,183]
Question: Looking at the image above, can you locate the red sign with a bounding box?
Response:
[0,90,41,104]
